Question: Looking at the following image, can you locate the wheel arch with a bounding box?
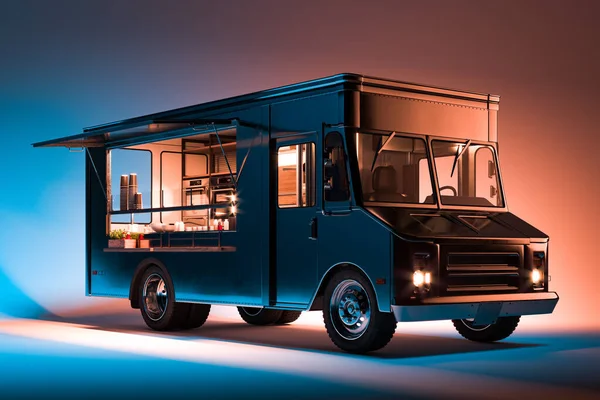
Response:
[129,257,168,309]
[308,262,388,313]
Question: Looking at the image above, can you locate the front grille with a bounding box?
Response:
[441,247,523,295]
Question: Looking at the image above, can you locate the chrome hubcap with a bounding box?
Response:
[338,294,362,325]
[143,273,168,321]
[330,279,371,340]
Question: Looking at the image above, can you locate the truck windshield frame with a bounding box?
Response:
[355,131,507,211]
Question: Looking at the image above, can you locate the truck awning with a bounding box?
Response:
[32,119,238,149]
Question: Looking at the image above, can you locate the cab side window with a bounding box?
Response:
[324,132,350,202]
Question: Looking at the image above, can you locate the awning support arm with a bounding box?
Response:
[211,123,237,190]
[235,136,259,186]
[85,148,107,200]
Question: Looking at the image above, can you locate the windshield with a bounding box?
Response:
[356,132,505,208]
[357,132,435,204]
[431,139,504,207]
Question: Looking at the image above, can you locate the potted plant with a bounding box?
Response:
[108,229,136,249]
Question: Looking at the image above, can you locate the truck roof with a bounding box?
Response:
[33,73,499,148]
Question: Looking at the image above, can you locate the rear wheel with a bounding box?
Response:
[237,307,283,325]
[181,304,211,329]
[139,265,190,331]
[276,310,302,325]
[323,270,397,353]
[452,316,521,342]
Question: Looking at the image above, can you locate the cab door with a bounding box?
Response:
[274,134,319,306]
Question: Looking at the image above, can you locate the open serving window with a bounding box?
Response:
[107,125,238,237]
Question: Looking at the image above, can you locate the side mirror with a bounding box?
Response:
[488,160,496,178]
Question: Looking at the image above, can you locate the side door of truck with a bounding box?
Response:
[274,133,320,306]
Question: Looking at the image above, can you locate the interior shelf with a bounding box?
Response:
[104,231,234,252]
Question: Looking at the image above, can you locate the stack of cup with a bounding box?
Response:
[134,193,143,210]
[120,175,129,211]
[128,173,138,210]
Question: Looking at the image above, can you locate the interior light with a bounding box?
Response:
[230,194,237,203]
[425,272,431,285]
[413,271,425,287]
[230,205,237,215]
[531,269,542,284]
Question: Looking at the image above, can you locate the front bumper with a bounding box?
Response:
[392,292,559,325]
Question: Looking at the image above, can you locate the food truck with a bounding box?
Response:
[34,73,558,353]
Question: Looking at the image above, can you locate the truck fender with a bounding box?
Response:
[308,262,385,312]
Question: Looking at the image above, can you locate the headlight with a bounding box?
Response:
[532,252,545,288]
[412,253,433,295]
[413,271,424,286]
[531,269,542,284]
[413,270,432,287]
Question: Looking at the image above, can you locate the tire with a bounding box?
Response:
[323,269,397,353]
[276,310,302,325]
[181,304,211,329]
[237,307,283,325]
[139,265,190,331]
[452,316,521,342]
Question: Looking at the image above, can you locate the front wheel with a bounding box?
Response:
[452,316,521,342]
[323,270,397,353]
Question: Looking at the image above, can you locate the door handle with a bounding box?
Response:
[322,208,352,216]
[308,217,318,240]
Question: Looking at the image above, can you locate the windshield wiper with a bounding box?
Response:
[370,131,396,172]
[450,139,471,177]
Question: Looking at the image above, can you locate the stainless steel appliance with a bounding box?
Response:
[210,175,236,229]
[183,178,209,224]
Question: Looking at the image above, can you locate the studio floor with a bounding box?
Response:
[0,307,598,400]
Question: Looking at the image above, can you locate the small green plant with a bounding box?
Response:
[109,229,126,240]
[130,233,140,241]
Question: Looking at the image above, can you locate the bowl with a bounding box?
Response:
[149,223,164,233]
[150,223,177,233]
[164,224,176,232]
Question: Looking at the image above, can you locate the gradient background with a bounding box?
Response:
[0,0,598,331]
